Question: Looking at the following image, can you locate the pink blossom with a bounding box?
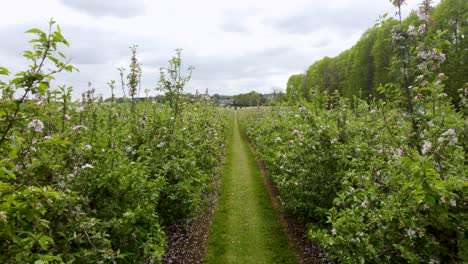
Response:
[398,148,404,157]
[422,141,432,154]
[418,24,427,34]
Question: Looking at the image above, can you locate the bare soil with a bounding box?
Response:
[162,174,221,263]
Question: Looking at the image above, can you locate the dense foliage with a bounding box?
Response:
[286,0,467,106]
[242,0,467,262]
[0,21,228,263]
[233,91,266,107]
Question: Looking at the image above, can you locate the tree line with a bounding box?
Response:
[286,0,467,106]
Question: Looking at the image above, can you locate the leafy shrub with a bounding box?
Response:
[240,1,467,262]
[0,21,228,263]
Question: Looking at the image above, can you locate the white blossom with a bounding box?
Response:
[43,135,52,140]
[447,137,458,145]
[73,125,88,131]
[418,24,426,34]
[441,129,458,145]
[81,164,94,169]
[408,25,416,36]
[450,199,456,207]
[0,211,7,222]
[331,228,337,236]
[82,144,92,151]
[422,141,432,154]
[360,198,368,209]
[406,228,416,239]
[443,129,455,136]
[418,62,426,71]
[28,119,44,133]
[275,137,282,143]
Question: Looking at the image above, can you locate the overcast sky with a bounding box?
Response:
[0,0,435,98]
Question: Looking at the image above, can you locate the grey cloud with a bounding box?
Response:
[270,1,389,35]
[221,22,247,33]
[135,46,308,95]
[0,23,132,66]
[59,0,145,18]
[64,26,130,65]
[311,37,332,48]
[185,46,308,81]
[220,8,257,33]
[0,24,38,59]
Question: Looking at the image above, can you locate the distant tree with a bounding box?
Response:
[284,0,466,105]
[431,0,468,105]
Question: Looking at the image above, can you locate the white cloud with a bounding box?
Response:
[59,0,146,18]
[0,0,438,99]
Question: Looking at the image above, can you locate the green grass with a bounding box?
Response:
[205,111,297,264]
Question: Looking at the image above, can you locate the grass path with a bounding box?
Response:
[205,111,297,264]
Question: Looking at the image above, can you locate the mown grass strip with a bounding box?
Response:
[205,111,297,264]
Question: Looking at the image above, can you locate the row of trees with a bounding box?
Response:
[0,22,229,263]
[243,0,467,262]
[287,0,467,105]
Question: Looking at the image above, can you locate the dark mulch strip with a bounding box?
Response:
[162,177,220,264]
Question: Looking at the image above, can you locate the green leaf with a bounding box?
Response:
[23,50,35,60]
[25,28,44,35]
[38,235,54,250]
[64,65,75,72]
[48,55,59,65]
[402,182,412,191]
[58,52,67,60]
[38,82,50,94]
[0,67,9,75]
